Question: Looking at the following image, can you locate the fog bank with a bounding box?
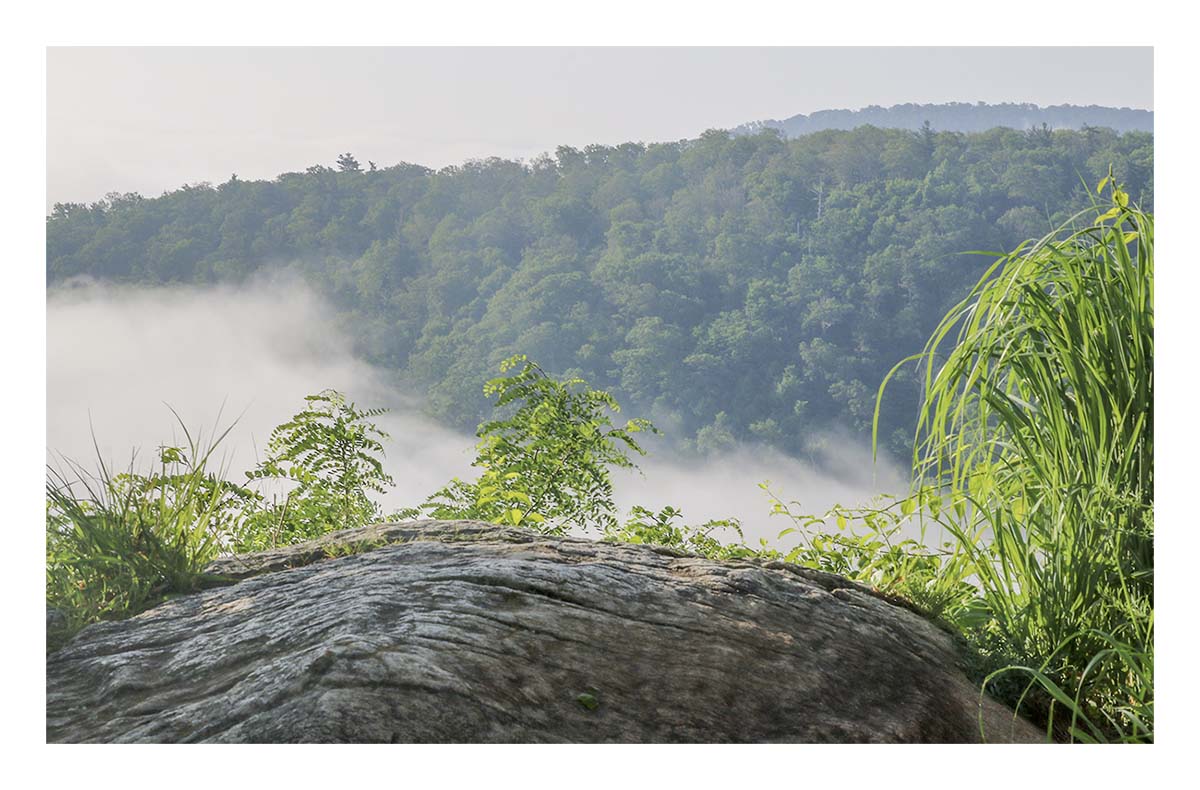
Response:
[47,278,906,545]
[47,277,477,505]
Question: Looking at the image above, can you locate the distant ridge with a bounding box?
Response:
[734,102,1153,137]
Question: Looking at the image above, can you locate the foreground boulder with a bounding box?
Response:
[46,521,1041,743]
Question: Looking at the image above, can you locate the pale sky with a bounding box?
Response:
[47,47,1153,208]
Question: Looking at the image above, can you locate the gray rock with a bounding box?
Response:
[46,521,1042,743]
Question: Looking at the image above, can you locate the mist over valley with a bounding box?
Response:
[48,278,904,544]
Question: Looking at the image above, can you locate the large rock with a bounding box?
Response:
[46,521,1042,743]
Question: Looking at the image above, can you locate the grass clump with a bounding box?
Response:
[877,175,1153,741]
[45,418,248,648]
[46,391,404,647]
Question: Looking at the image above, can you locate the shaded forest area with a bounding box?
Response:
[46,124,1153,459]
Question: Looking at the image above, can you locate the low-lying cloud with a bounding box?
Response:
[47,276,477,505]
[47,277,907,547]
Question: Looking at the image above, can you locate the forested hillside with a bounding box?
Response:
[735,101,1153,137]
[46,124,1153,459]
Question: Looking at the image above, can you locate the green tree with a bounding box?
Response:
[336,152,362,173]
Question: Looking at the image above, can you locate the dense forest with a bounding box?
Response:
[735,101,1153,136]
[46,123,1153,459]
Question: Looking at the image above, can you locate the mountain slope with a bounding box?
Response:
[735,102,1153,138]
[46,125,1154,459]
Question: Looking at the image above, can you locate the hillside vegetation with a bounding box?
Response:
[48,178,1153,741]
[47,125,1152,459]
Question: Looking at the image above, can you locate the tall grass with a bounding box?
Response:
[879,178,1153,741]
[46,416,245,647]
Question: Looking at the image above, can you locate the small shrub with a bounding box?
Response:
[236,389,395,551]
[606,505,752,561]
[399,355,654,534]
[759,485,980,625]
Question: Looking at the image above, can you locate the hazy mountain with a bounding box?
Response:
[734,102,1153,137]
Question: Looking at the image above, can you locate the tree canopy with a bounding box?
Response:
[47,124,1154,459]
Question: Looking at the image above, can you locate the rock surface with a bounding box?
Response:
[46,521,1042,743]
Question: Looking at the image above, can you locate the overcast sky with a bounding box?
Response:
[47,47,1152,208]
